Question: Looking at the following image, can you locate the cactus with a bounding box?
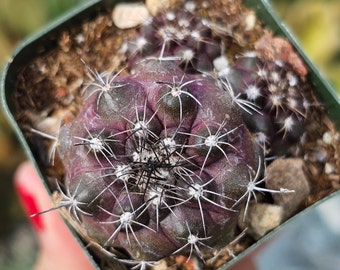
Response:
[30,1,311,268]
[218,52,310,155]
[57,58,260,262]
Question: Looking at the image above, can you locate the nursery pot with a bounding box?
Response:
[1,0,340,269]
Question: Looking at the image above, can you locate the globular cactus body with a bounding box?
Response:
[219,54,309,154]
[58,58,259,261]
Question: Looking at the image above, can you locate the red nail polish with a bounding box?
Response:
[15,184,44,231]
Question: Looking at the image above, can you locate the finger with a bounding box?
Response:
[14,161,94,270]
[227,254,257,270]
[227,242,268,270]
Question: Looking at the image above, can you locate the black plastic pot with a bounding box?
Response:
[1,0,340,269]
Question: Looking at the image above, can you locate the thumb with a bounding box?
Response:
[14,161,94,270]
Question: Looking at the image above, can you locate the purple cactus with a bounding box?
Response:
[39,2,310,268]
[123,6,221,72]
[57,58,260,262]
[218,52,310,155]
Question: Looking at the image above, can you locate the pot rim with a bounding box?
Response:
[1,0,339,269]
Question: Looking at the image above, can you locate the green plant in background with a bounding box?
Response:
[0,1,88,269]
[0,0,88,60]
[273,0,340,92]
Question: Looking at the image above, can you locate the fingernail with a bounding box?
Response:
[15,183,44,232]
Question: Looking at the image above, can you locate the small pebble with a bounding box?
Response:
[322,131,333,144]
[244,11,257,31]
[112,3,150,29]
[266,158,310,218]
[325,163,335,174]
[239,203,284,240]
[184,1,196,12]
[305,146,329,163]
[146,0,170,16]
[152,259,168,270]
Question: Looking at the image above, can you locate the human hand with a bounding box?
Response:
[14,161,94,270]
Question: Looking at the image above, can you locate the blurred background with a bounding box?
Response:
[0,1,89,269]
[0,0,339,269]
